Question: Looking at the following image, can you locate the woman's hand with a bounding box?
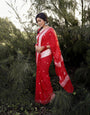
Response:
[35,45,50,53]
[47,45,50,49]
[35,46,45,53]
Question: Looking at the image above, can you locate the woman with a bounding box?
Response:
[35,13,74,105]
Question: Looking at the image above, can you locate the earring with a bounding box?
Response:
[45,21,48,25]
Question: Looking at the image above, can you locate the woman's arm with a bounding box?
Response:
[35,45,50,53]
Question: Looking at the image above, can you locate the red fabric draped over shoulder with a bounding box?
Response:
[45,27,74,93]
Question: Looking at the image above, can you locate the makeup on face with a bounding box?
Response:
[37,18,45,28]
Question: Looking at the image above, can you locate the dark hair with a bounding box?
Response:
[35,13,48,23]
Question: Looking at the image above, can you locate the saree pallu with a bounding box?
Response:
[35,27,74,105]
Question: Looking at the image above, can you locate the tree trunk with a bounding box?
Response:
[81,0,84,27]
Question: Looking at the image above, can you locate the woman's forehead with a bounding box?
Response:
[37,17,43,20]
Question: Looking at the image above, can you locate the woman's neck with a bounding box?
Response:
[39,25,49,33]
[42,25,49,29]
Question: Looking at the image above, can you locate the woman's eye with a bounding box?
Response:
[37,20,41,23]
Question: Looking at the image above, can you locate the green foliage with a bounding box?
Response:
[0,17,36,114]
[0,13,90,115]
[52,85,90,115]
[34,0,77,27]
[73,48,90,89]
[52,91,72,115]
[86,49,90,69]
[70,92,90,115]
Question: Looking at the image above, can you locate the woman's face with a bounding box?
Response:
[36,18,45,28]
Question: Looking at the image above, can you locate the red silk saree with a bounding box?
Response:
[35,27,74,105]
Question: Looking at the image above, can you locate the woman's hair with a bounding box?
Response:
[36,13,48,34]
[35,12,48,23]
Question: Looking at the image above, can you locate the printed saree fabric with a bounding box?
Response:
[35,27,74,105]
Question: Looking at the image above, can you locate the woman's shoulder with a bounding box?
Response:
[47,27,55,33]
[48,26,54,31]
[47,27,56,36]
